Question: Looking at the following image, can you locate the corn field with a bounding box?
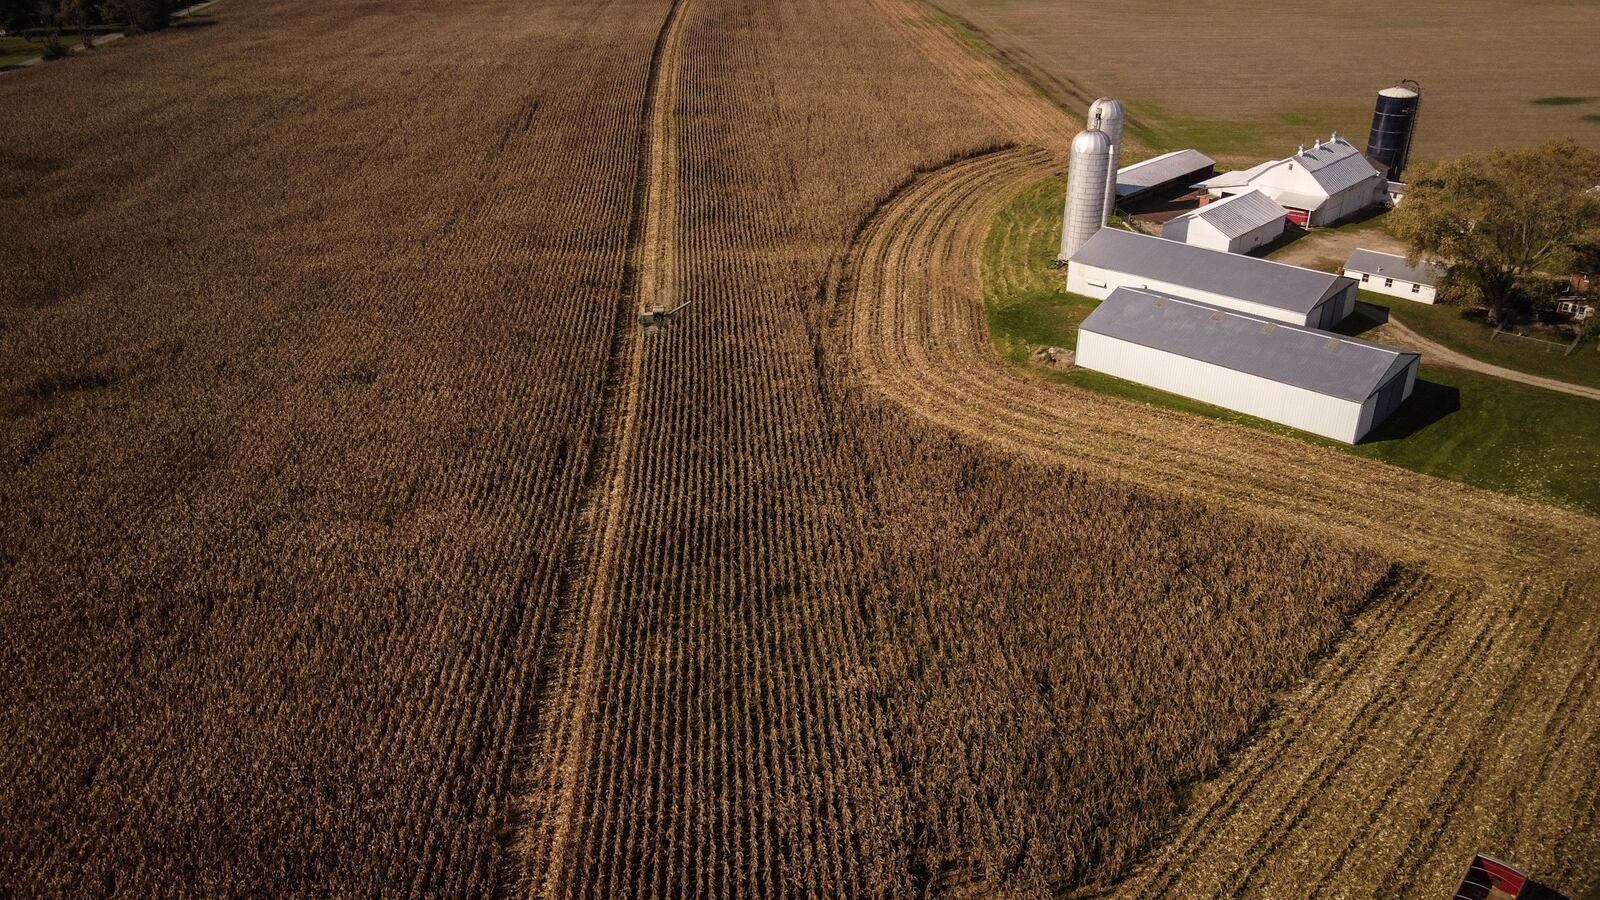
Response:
[1,0,1586,897]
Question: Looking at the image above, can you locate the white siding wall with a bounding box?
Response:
[1067,261,1318,326]
[1307,180,1383,226]
[1161,217,1228,252]
[1230,216,1285,254]
[1352,358,1418,442]
[1076,330,1366,442]
[1349,270,1438,303]
[1161,215,1283,254]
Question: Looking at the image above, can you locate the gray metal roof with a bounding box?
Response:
[1196,160,1272,191]
[1293,138,1383,196]
[1069,228,1356,315]
[1197,139,1382,205]
[1116,149,1216,197]
[1170,190,1286,239]
[1080,288,1418,402]
[1343,248,1442,287]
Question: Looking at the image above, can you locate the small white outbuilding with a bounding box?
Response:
[1342,248,1444,303]
[1076,288,1420,443]
[1161,189,1287,254]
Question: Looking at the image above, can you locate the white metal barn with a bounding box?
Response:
[1161,189,1287,254]
[1197,135,1385,226]
[1066,228,1358,329]
[1342,248,1443,303]
[1076,288,1420,443]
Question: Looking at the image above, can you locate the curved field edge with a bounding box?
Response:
[980,172,1600,516]
[827,4,1600,886]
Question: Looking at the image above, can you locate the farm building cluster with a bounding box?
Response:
[1056,88,1434,444]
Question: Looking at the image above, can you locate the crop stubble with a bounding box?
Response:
[2,0,665,892]
[842,0,1600,895]
[0,0,1556,897]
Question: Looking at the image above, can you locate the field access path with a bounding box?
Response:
[513,0,688,894]
[1379,316,1600,402]
[846,0,1600,894]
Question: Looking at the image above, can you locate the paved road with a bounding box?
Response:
[1380,315,1600,402]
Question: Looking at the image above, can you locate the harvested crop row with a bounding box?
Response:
[506,0,1402,896]
[0,0,668,893]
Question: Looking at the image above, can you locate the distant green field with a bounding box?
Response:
[982,174,1600,515]
[931,0,1600,164]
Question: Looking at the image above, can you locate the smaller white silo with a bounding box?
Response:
[1059,126,1113,261]
[1087,98,1125,222]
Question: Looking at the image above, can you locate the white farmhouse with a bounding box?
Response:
[1067,228,1358,329]
[1076,288,1419,444]
[1342,249,1444,303]
[1161,189,1287,254]
[1197,134,1385,227]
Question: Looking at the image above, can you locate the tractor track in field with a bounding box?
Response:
[513,0,687,893]
[842,0,1600,894]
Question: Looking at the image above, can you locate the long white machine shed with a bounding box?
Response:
[1077,288,1419,443]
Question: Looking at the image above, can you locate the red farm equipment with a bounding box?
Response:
[1451,854,1528,900]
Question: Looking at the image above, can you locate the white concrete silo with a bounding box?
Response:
[1087,97,1125,222]
[1059,125,1113,261]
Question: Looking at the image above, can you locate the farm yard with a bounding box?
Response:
[930,0,1600,165]
[2,0,1598,899]
[978,173,1600,515]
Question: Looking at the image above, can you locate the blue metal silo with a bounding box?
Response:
[1366,81,1421,181]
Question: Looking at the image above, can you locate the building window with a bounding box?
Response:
[1361,273,1370,282]
[1411,283,1421,293]
[1384,278,1394,288]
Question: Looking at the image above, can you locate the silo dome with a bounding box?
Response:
[1087,97,1125,135]
[1071,127,1113,156]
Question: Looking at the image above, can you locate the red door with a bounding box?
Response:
[1285,208,1311,227]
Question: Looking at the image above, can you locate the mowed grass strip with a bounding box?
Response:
[982,174,1600,515]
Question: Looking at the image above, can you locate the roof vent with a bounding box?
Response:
[1261,323,1276,333]
[1325,337,1341,349]
[1314,137,1322,150]
[1212,311,1226,321]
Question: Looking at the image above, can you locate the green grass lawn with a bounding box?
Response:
[0,28,122,66]
[1359,290,1600,390]
[983,174,1600,515]
[0,35,50,67]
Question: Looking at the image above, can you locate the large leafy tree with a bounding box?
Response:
[1388,140,1600,324]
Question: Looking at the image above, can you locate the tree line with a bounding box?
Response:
[1390,139,1600,340]
[2,0,170,55]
